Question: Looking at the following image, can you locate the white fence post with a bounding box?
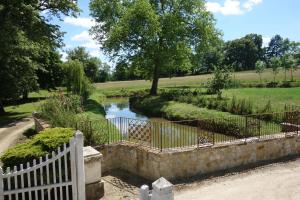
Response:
[75,131,86,200]
[0,168,3,200]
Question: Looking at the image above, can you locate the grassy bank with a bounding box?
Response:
[130,96,282,138]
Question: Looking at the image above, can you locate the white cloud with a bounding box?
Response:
[82,41,101,49]
[71,30,101,49]
[262,36,271,47]
[206,0,263,16]
[64,17,96,28]
[71,31,92,42]
[243,0,263,11]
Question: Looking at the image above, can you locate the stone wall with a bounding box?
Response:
[98,133,300,181]
[32,112,51,132]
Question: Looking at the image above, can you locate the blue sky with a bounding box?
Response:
[54,0,300,63]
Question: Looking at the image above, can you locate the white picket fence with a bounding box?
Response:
[0,131,85,200]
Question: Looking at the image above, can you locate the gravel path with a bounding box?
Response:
[0,117,34,156]
[175,158,300,200]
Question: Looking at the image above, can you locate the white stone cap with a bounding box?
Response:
[152,177,173,194]
[83,146,103,158]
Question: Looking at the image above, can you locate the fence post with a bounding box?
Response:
[197,120,200,148]
[0,167,3,200]
[160,123,163,152]
[75,131,86,200]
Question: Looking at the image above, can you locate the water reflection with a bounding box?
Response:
[103,98,148,120]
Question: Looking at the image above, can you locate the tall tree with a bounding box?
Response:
[36,50,64,90]
[255,60,266,84]
[266,35,287,60]
[67,47,101,82]
[224,34,263,71]
[0,0,79,114]
[280,55,294,81]
[269,57,281,82]
[90,0,220,95]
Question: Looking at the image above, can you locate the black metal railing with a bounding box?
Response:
[77,110,300,151]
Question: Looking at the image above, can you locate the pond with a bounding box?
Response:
[103,98,235,148]
[103,98,149,120]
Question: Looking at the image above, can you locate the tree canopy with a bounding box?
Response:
[224,34,263,71]
[0,0,79,114]
[90,0,221,95]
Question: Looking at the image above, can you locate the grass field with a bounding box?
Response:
[0,90,51,126]
[95,68,300,91]
[223,88,300,111]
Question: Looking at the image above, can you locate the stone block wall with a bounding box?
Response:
[98,134,300,181]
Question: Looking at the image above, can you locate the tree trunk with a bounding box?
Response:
[291,70,294,82]
[259,74,262,84]
[150,64,159,95]
[0,100,5,115]
[284,69,287,81]
[22,91,28,100]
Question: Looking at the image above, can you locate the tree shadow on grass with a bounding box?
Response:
[83,99,106,117]
[3,97,47,107]
[0,111,30,128]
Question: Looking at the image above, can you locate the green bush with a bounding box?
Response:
[40,93,82,128]
[1,128,74,169]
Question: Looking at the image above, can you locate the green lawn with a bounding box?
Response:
[95,68,300,91]
[0,90,51,126]
[223,87,300,112]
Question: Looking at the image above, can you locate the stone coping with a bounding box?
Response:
[97,131,300,154]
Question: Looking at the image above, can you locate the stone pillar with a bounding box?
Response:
[83,146,104,200]
[151,177,174,200]
[140,185,150,200]
[139,177,174,200]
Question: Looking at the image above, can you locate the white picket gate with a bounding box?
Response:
[0,131,85,200]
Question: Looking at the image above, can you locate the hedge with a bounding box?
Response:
[1,128,74,169]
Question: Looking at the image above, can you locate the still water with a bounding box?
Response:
[102,98,234,148]
[103,98,149,120]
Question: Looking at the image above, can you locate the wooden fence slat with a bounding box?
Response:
[70,138,78,200]
[7,167,11,200]
[39,157,45,200]
[64,143,70,200]
[20,164,25,200]
[52,151,58,200]
[58,147,63,200]
[0,168,4,200]
[27,163,32,200]
[13,166,18,200]
[46,154,51,200]
[33,159,38,200]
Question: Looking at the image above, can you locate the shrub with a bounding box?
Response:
[40,93,82,128]
[1,128,74,169]
[280,81,292,88]
[266,81,278,88]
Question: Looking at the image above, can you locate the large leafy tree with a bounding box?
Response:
[0,0,79,114]
[266,35,289,59]
[90,0,220,95]
[36,50,65,90]
[67,47,101,82]
[224,34,263,71]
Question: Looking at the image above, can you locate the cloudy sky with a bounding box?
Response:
[53,0,300,63]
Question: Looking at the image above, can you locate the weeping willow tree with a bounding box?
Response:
[64,60,93,100]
